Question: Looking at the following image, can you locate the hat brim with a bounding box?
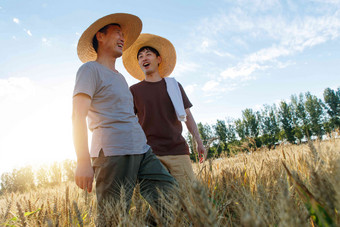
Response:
[77,13,142,63]
[122,33,176,81]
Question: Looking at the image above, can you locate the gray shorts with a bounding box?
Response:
[92,148,175,208]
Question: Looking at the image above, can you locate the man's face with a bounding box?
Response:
[137,49,161,75]
[97,25,125,57]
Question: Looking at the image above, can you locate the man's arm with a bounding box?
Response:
[72,93,94,192]
[185,108,207,162]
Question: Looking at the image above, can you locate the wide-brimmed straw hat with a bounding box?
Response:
[122,33,176,81]
[77,13,142,63]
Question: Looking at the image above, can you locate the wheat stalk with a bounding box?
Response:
[16,202,27,227]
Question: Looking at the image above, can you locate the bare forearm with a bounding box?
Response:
[72,116,90,162]
[185,110,203,146]
[72,94,93,192]
[72,94,92,162]
[185,108,207,161]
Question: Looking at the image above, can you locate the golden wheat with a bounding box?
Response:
[0,139,339,226]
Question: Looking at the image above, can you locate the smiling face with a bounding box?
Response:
[96,24,125,58]
[137,47,162,76]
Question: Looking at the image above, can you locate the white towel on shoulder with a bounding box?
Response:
[164,77,187,122]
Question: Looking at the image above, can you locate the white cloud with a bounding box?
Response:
[24,29,32,36]
[202,80,219,92]
[286,0,298,12]
[245,46,291,63]
[195,37,216,53]
[231,0,281,11]
[26,30,32,36]
[213,50,234,58]
[276,60,295,69]
[42,37,51,46]
[188,4,340,96]
[184,84,197,95]
[13,18,20,24]
[201,40,210,49]
[311,0,340,4]
[171,61,200,77]
[201,79,238,97]
[279,15,340,48]
[221,63,264,80]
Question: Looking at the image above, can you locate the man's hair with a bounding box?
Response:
[137,46,160,59]
[92,23,121,53]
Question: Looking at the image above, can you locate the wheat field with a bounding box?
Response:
[1,139,339,226]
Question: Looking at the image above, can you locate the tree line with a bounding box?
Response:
[187,87,340,161]
[1,87,339,193]
[0,160,76,194]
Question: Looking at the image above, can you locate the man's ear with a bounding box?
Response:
[157,56,162,65]
[96,32,104,42]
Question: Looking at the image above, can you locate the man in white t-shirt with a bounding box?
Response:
[72,13,174,226]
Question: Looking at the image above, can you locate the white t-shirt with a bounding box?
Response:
[73,61,149,157]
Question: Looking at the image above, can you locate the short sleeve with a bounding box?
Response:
[73,63,97,99]
[178,82,193,109]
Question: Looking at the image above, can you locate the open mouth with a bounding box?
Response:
[143,62,150,67]
[117,43,123,48]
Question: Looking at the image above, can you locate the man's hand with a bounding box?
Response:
[197,143,207,163]
[75,159,94,193]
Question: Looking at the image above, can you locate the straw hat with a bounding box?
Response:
[77,13,142,63]
[122,33,176,81]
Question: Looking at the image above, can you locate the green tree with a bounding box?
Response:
[260,104,280,148]
[63,159,77,182]
[305,92,324,139]
[242,108,260,138]
[242,108,261,148]
[235,119,246,140]
[197,122,214,147]
[278,101,295,143]
[197,123,217,159]
[49,162,63,185]
[1,166,35,193]
[225,120,237,143]
[291,94,311,142]
[1,172,15,192]
[214,120,227,146]
[186,132,198,162]
[210,119,237,156]
[16,166,35,192]
[36,165,49,186]
[323,87,340,132]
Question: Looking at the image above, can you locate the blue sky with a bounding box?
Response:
[1,0,340,174]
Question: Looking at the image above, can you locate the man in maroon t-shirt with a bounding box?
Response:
[123,34,207,183]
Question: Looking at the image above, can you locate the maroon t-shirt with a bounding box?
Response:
[130,79,193,156]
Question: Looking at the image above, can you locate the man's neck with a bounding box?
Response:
[96,54,118,73]
[145,71,162,82]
